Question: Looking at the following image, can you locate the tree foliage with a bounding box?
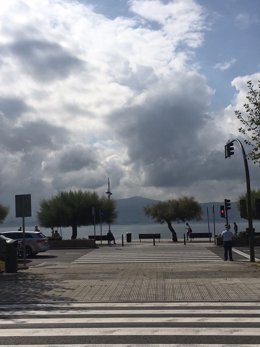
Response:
[144,196,202,242]
[238,189,260,220]
[37,190,117,239]
[235,80,260,164]
[0,204,9,223]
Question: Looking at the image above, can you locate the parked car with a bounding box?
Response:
[0,231,49,257]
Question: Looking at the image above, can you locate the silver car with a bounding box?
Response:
[0,231,49,257]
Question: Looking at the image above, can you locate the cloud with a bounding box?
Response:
[235,13,260,29]
[214,58,237,71]
[4,38,84,82]
[57,145,99,173]
[130,0,205,48]
[0,0,259,218]
[0,120,69,153]
[0,96,31,119]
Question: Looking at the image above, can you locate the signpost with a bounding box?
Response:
[15,194,31,266]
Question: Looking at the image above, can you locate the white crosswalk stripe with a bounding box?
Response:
[73,243,222,264]
[0,302,260,346]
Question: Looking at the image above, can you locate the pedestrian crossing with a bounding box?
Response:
[1,302,260,345]
[72,243,222,264]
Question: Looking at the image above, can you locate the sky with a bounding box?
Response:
[0,0,260,217]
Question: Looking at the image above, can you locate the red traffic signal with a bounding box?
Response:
[220,205,225,218]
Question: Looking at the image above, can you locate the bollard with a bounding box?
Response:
[184,233,186,245]
[153,237,155,246]
[5,240,18,273]
[122,234,124,246]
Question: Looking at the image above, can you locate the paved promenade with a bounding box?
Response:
[1,241,260,304]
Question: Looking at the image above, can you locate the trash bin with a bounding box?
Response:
[126,233,132,243]
[5,239,18,273]
[0,236,6,260]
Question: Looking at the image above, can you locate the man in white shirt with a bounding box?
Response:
[221,224,234,261]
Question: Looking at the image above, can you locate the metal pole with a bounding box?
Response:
[100,210,103,246]
[212,205,216,238]
[225,209,229,226]
[207,207,211,233]
[22,216,26,267]
[238,140,255,262]
[229,139,255,262]
[92,207,96,240]
[106,178,112,233]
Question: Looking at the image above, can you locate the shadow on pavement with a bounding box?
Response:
[0,271,75,304]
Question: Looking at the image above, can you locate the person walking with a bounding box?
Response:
[221,224,234,261]
[185,222,192,241]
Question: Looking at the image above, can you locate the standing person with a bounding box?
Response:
[233,222,238,236]
[185,222,192,241]
[221,224,233,261]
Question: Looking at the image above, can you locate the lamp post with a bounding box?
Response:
[106,177,112,232]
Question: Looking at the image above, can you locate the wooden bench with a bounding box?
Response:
[189,232,212,242]
[88,235,115,244]
[139,233,161,242]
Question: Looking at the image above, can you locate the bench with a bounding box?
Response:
[88,235,115,244]
[189,232,212,242]
[139,233,161,242]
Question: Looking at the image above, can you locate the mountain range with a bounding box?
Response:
[115,196,243,224]
[3,196,243,227]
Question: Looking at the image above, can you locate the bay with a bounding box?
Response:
[1,221,259,241]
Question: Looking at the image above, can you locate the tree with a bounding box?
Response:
[0,204,9,223]
[238,189,260,220]
[144,196,202,242]
[235,80,260,164]
[38,190,117,239]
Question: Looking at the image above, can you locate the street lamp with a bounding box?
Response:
[106,177,112,232]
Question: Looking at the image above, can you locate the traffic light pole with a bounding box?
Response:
[226,139,255,262]
[225,210,229,226]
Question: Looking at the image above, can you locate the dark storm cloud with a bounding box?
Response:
[109,73,244,188]
[58,146,99,173]
[0,120,69,152]
[111,74,208,155]
[0,96,31,119]
[4,38,84,82]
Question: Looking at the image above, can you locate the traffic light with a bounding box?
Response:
[224,199,231,211]
[255,199,260,219]
[240,199,247,219]
[225,141,235,158]
[220,205,225,218]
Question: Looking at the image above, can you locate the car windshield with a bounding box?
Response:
[33,232,46,238]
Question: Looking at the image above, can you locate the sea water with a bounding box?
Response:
[1,221,259,241]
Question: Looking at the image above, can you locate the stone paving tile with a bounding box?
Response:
[1,242,260,303]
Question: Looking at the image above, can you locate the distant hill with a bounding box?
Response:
[115,197,243,224]
[115,196,160,224]
[2,196,244,227]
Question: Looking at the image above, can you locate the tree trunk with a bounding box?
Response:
[71,225,78,239]
[166,220,178,242]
